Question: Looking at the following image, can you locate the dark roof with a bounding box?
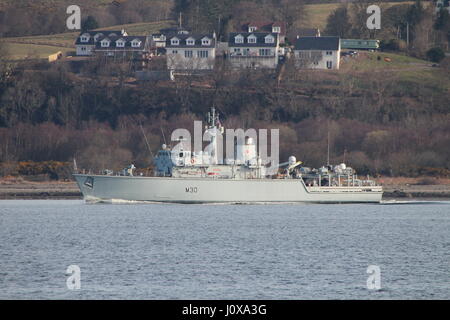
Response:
[94,36,149,51]
[228,32,279,47]
[166,33,216,48]
[242,21,286,36]
[75,30,126,45]
[294,37,340,51]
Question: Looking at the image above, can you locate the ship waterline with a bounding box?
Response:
[73,174,383,203]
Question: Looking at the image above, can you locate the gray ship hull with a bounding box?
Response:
[73,174,383,203]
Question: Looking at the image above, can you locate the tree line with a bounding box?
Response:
[0,53,449,177]
[324,0,449,61]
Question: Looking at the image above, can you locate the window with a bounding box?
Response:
[259,48,271,56]
[202,38,210,46]
[171,38,180,45]
[171,50,178,54]
[185,50,193,58]
[249,26,257,32]
[186,38,195,45]
[81,36,89,42]
[94,34,103,42]
[326,51,333,55]
[101,40,110,47]
[272,26,281,33]
[235,35,244,44]
[327,61,333,69]
[265,36,274,44]
[198,50,209,58]
[116,40,125,47]
[248,35,257,44]
[81,47,86,51]
[131,40,141,47]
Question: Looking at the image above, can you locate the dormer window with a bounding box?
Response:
[171,37,180,45]
[80,34,90,42]
[265,35,274,44]
[101,39,110,47]
[186,37,195,46]
[131,39,141,47]
[235,35,244,44]
[248,34,257,44]
[116,39,125,47]
[248,26,257,32]
[272,26,281,33]
[201,37,211,46]
[94,33,103,42]
[109,33,117,37]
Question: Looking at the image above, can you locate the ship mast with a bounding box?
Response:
[205,107,223,165]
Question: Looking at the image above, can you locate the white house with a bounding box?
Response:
[242,22,286,44]
[151,27,190,48]
[294,36,341,70]
[165,33,216,70]
[75,29,128,56]
[228,32,280,69]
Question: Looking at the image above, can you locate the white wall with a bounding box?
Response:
[228,46,279,69]
[76,45,94,56]
[294,49,340,70]
[166,48,216,70]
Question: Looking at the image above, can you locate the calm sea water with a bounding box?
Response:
[0,200,449,299]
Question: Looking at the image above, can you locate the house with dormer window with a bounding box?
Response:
[228,32,280,69]
[166,33,216,70]
[241,22,286,43]
[94,35,150,60]
[151,27,191,48]
[75,29,128,56]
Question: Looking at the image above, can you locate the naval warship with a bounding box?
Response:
[73,108,383,203]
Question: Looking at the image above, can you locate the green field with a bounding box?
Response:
[1,43,73,60]
[339,51,450,92]
[342,51,431,70]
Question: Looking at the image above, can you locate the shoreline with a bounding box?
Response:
[1,180,450,200]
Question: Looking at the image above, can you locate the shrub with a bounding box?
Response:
[426,47,446,63]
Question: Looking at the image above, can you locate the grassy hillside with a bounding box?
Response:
[1,43,73,60]
[304,1,423,30]
[340,51,450,92]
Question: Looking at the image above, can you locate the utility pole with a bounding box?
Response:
[406,22,410,48]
